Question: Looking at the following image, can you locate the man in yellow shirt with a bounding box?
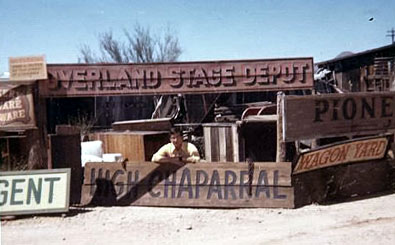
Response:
[151,127,200,165]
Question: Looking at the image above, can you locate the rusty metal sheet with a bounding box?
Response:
[39,58,313,97]
[283,92,395,141]
[0,83,36,130]
[293,134,391,174]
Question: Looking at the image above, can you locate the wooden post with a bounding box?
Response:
[276,92,286,162]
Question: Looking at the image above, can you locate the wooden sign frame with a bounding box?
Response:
[39,58,313,97]
[293,134,392,174]
[0,168,70,216]
[0,83,36,130]
[81,162,294,208]
[9,55,47,81]
[283,92,395,141]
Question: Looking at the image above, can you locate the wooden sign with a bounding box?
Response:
[9,55,47,81]
[0,169,70,216]
[293,135,391,174]
[81,162,294,208]
[39,58,313,97]
[0,83,36,130]
[283,92,395,141]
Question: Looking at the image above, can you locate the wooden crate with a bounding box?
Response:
[90,131,169,162]
[203,123,245,162]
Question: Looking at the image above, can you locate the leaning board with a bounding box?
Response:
[81,162,294,208]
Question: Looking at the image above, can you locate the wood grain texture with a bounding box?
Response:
[284,92,395,141]
[81,162,293,208]
[40,58,313,97]
[90,131,169,161]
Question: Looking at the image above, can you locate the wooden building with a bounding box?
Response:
[316,43,395,92]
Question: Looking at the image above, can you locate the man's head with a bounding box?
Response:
[169,127,183,150]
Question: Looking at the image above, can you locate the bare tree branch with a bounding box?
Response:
[78,23,182,64]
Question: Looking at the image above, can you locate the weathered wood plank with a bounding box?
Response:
[40,58,313,97]
[283,92,395,141]
[81,162,293,208]
[81,184,294,208]
[83,162,292,186]
[293,134,391,174]
[112,118,172,131]
[89,131,169,162]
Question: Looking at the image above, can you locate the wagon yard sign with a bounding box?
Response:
[81,162,294,208]
[39,58,313,97]
[0,169,70,216]
[0,83,36,130]
[293,134,392,174]
[283,92,395,141]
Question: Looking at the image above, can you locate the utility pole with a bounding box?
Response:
[387,28,395,44]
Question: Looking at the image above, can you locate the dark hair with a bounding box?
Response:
[169,127,182,135]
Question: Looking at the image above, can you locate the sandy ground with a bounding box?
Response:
[2,192,395,245]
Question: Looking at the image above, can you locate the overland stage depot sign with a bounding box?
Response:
[9,55,47,81]
[39,58,313,97]
[81,162,294,208]
[283,92,395,141]
[293,135,391,174]
[0,83,36,130]
[0,169,70,216]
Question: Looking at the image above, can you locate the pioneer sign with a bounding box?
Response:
[39,58,313,97]
[293,135,391,174]
[0,169,70,216]
[0,83,36,130]
[283,92,395,141]
[81,162,294,208]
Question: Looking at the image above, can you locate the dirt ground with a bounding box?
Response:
[2,192,395,245]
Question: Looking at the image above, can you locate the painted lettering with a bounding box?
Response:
[224,170,237,200]
[0,179,9,206]
[10,179,25,205]
[195,170,208,199]
[207,170,223,199]
[177,168,193,198]
[255,170,270,198]
[27,178,42,205]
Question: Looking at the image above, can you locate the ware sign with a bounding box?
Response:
[293,135,391,174]
[0,169,70,216]
[0,83,36,130]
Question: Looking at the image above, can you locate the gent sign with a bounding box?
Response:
[0,169,70,216]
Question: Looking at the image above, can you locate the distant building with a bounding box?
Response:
[316,43,395,92]
[0,72,9,82]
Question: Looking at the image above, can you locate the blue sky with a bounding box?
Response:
[1,0,394,73]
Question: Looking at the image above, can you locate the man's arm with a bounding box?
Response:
[151,144,184,166]
[185,143,200,163]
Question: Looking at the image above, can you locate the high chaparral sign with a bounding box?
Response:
[0,169,70,216]
[81,162,294,208]
[283,92,395,141]
[39,58,313,97]
[0,83,36,130]
[293,135,391,174]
